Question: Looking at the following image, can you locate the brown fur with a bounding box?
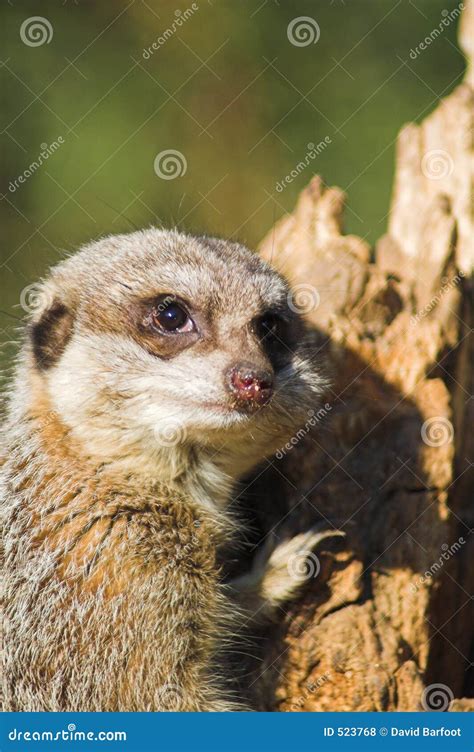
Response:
[1,229,326,711]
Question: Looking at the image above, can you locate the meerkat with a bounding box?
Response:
[1,228,330,712]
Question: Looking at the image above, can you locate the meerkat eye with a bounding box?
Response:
[151,299,194,333]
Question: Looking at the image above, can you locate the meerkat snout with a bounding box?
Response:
[227,362,274,410]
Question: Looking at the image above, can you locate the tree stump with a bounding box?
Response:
[253,1,473,712]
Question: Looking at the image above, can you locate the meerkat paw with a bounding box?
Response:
[257,527,345,610]
[229,527,345,622]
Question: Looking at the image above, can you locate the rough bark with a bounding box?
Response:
[254,2,473,712]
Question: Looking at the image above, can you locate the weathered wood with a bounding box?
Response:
[255,1,473,711]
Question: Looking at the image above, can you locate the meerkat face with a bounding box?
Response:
[27,229,325,479]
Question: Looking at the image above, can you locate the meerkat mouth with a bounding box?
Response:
[187,400,255,418]
[187,399,274,418]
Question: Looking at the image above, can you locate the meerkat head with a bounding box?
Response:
[24,229,325,484]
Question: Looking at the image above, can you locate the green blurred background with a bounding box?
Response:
[0,0,465,370]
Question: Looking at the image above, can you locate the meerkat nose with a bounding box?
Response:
[227,362,274,410]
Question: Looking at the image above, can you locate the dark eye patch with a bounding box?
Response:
[254,312,289,343]
[253,309,303,372]
[255,313,284,339]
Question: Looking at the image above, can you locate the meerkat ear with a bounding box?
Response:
[28,281,75,370]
